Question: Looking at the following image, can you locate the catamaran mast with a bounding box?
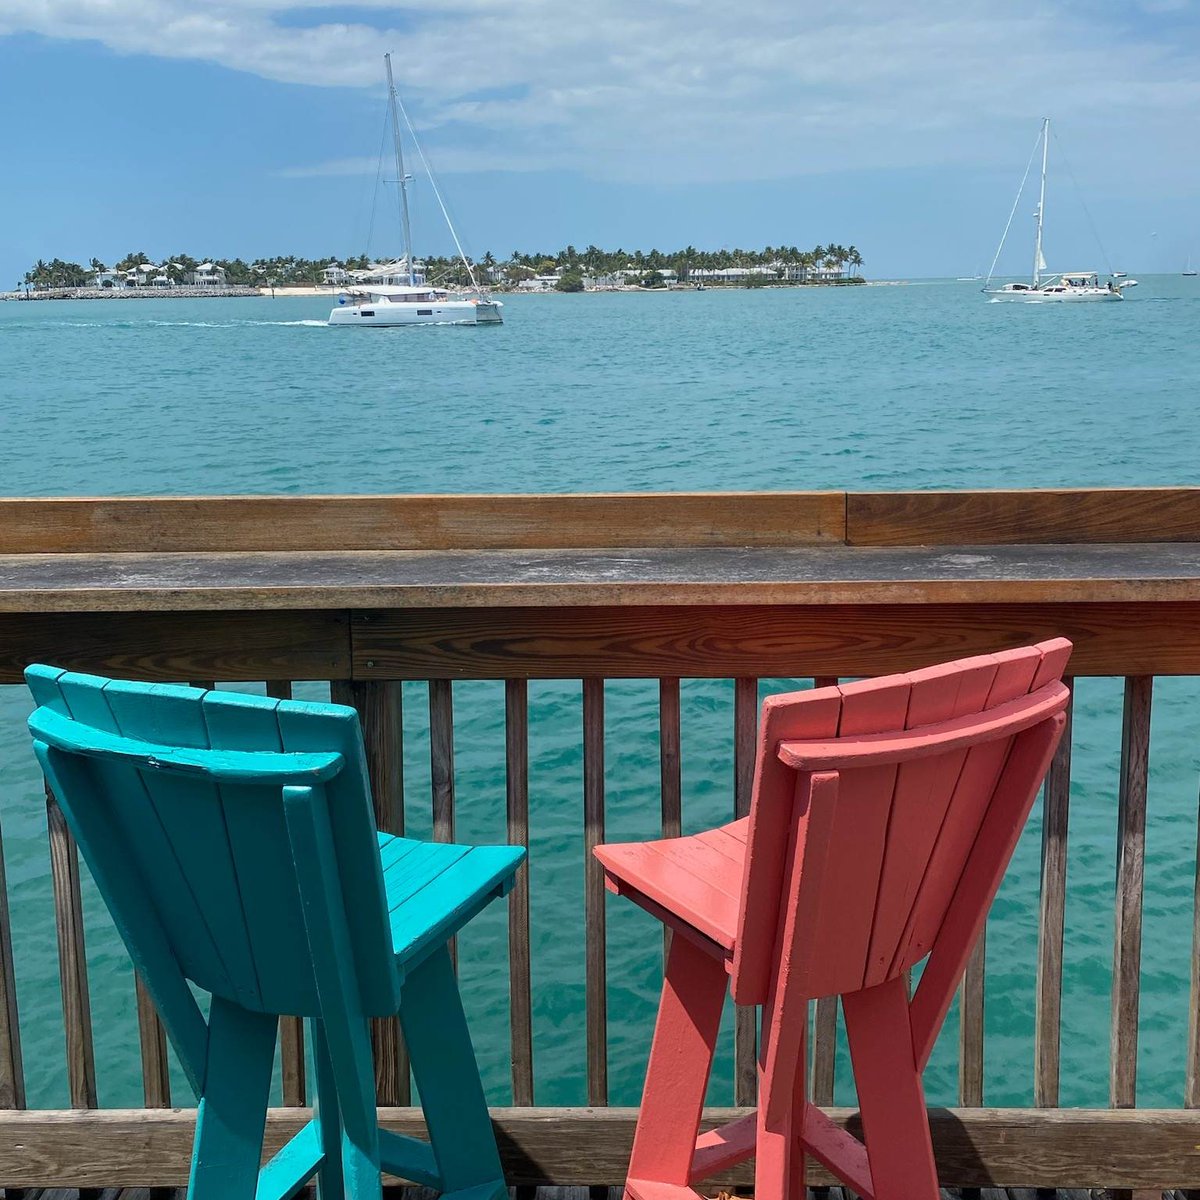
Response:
[1032,117,1049,287]
[384,52,415,286]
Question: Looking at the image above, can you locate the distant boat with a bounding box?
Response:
[983,118,1129,303]
[329,54,502,328]
[1185,255,1198,277]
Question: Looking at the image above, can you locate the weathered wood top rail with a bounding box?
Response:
[3,542,1200,611]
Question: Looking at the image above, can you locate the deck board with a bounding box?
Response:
[0,1187,1174,1199]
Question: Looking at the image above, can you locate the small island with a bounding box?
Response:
[5,243,866,300]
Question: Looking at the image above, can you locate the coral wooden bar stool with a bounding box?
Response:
[25,666,524,1200]
[595,640,1071,1200]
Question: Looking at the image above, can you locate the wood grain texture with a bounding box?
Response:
[848,489,1200,546]
[133,976,169,1109]
[583,678,607,1107]
[0,493,845,554]
[10,543,1200,614]
[345,680,405,837]
[959,933,986,1107]
[5,1106,1200,1189]
[7,488,1200,554]
[1112,677,1152,1108]
[0,814,25,1109]
[0,610,349,683]
[811,996,838,1106]
[658,678,681,966]
[1035,681,1073,1108]
[506,678,534,1107]
[428,678,457,973]
[732,677,758,1108]
[429,681,455,846]
[354,601,1200,680]
[45,788,97,1109]
[279,1016,305,1108]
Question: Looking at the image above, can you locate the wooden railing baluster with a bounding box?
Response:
[332,679,410,1106]
[429,680,455,844]
[1035,678,1074,1107]
[506,679,534,1106]
[811,995,838,1105]
[133,975,170,1108]
[658,678,682,964]
[0,813,25,1112]
[1109,675,1153,1200]
[45,785,97,1109]
[959,934,986,1106]
[733,676,758,1107]
[429,679,456,976]
[1112,676,1152,1108]
[583,677,607,1107]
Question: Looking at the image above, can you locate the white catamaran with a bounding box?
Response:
[329,54,502,328]
[984,119,1133,303]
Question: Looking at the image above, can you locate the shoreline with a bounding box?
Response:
[0,285,263,302]
[3,279,868,302]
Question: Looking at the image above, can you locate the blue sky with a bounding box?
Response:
[1,1,1198,284]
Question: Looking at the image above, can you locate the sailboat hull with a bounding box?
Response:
[985,286,1123,303]
[328,299,504,326]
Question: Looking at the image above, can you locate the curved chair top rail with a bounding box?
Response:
[777,680,1070,772]
[28,706,346,784]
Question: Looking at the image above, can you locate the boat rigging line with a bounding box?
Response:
[363,103,391,264]
[392,90,485,294]
[1049,124,1115,278]
[984,123,1044,290]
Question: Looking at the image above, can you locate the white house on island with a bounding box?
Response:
[188,263,228,287]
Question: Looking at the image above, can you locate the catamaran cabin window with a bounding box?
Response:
[418,309,433,315]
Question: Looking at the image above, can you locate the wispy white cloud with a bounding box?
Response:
[4,0,1200,185]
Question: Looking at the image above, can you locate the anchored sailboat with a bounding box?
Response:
[328,54,502,328]
[984,119,1132,303]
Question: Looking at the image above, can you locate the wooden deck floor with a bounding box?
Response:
[0,1188,1188,1199]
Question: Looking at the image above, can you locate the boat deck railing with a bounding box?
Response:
[2,488,1200,1192]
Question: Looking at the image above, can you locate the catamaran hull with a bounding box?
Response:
[985,289,1123,302]
[328,300,503,326]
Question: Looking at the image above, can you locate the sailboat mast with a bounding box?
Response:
[1032,117,1049,287]
[384,52,415,286]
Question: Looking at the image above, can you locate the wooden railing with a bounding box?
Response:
[2,489,1200,1190]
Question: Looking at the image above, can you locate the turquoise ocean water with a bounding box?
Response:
[1,279,1199,1113]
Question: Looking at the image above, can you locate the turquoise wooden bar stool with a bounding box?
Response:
[25,665,524,1200]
